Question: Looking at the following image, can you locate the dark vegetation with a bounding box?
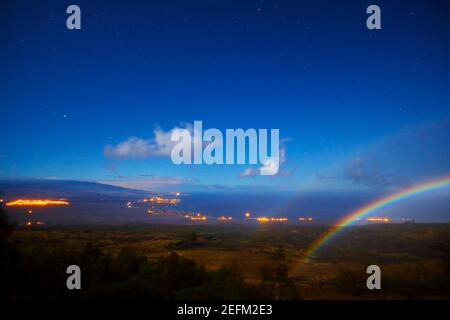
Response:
[4,245,262,299]
[0,205,297,299]
[1,203,449,299]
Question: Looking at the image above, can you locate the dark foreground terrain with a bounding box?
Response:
[1,215,449,300]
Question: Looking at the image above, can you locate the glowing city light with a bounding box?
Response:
[217,216,233,221]
[184,212,207,221]
[149,196,180,205]
[256,217,288,223]
[6,199,70,206]
[190,216,207,221]
[366,217,390,222]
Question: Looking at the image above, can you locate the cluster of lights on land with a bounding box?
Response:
[185,213,208,221]
[5,199,70,206]
[2,198,70,226]
[217,216,233,221]
[256,217,288,222]
[127,195,180,208]
[122,195,393,223]
[366,217,390,222]
[0,196,393,226]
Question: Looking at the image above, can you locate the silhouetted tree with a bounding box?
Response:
[261,245,298,299]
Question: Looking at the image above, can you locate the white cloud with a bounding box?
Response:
[103,124,200,159]
[104,137,158,158]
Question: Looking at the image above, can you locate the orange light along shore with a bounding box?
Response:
[217,216,233,221]
[185,213,207,221]
[190,216,207,221]
[366,217,390,222]
[256,217,288,223]
[148,196,180,205]
[6,199,70,206]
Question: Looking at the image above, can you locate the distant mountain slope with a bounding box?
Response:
[0,179,149,200]
[0,179,178,225]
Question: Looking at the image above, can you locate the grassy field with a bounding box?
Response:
[10,222,450,299]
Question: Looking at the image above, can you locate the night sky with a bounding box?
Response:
[1,0,449,215]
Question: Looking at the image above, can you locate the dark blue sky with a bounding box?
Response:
[1,0,449,200]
